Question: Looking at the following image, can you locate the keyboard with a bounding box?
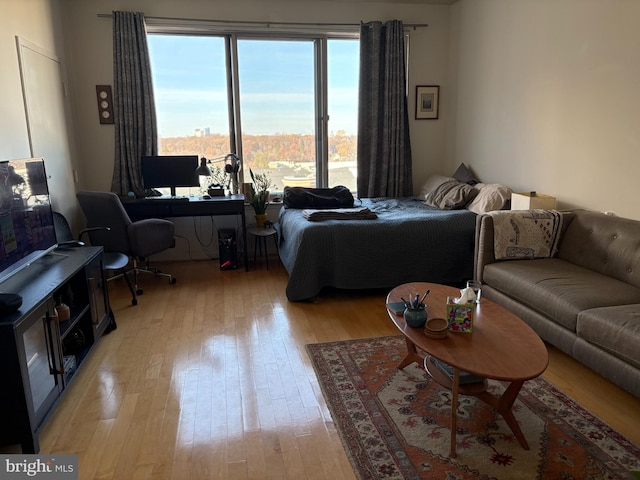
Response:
[142,195,190,203]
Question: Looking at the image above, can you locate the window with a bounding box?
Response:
[147,35,231,196]
[147,31,359,195]
[327,39,359,190]
[236,39,316,190]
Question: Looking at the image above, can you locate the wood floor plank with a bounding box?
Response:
[78,419,114,479]
[278,429,308,480]
[2,258,635,479]
[94,392,140,479]
[134,373,173,468]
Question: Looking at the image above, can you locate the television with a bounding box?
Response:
[141,155,199,197]
[0,158,57,285]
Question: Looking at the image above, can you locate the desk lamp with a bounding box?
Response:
[195,157,212,177]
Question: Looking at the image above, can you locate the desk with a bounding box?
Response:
[121,195,248,271]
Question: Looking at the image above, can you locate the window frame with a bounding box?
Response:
[146,23,359,189]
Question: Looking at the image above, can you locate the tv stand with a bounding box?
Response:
[0,247,112,453]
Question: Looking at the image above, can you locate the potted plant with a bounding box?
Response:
[249,169,274,227]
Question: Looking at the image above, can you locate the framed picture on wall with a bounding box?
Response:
[415,85,440,120]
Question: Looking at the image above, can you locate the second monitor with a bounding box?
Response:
[141,155,199,197]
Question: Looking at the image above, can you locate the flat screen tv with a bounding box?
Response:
[0,157,57,285]
[141,155,199,197]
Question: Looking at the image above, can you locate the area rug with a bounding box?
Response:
[307,335,640,480]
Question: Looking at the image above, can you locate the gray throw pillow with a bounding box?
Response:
[452,163,479,185]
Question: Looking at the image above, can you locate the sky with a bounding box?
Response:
[147,35,359,138]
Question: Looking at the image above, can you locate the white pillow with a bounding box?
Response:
[466,183,512,214]
[419,174,456,200]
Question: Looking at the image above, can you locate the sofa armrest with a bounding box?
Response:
[473,214,496,284]
[474,210,577,284]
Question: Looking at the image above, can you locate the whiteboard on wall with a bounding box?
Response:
[16,36,76,214]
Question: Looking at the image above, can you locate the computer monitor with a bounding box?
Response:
[141,155,199,197]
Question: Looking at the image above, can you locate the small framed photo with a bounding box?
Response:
[415,85,440,120]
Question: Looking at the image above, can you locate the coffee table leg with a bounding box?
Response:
[398,337,423,369]
[475,380,530,450]
[450,368,460,458]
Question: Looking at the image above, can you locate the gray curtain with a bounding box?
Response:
[357,20,413,198]
[111,11,157,197]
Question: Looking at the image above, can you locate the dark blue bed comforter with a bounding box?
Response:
[277,197,477,301]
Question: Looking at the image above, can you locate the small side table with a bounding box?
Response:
[247,225,278,270]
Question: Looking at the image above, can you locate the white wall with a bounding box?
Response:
[449,0,640,220]
[0,0,54,161]
[408,14,453,183]
[0,0,81,224]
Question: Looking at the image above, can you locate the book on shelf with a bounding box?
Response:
[431,357,485,385]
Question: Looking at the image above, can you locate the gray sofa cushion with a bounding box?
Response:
[483,258,640,331]
[558,210,640,289]
[577,305,640,369]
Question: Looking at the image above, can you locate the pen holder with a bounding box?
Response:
[404,305,428,328]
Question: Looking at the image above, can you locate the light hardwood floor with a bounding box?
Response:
[11,258,640,478]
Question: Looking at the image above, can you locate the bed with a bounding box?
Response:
[277,197,479,301]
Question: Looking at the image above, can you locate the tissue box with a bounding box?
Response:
[446,297,474,333]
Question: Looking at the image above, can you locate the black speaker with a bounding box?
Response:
[218,228,238,270]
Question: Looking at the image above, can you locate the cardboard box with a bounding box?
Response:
[446,296,474,333]
[511,192,556,210]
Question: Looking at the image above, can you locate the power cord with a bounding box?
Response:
[192,215,216,249]
[190,214,244,262]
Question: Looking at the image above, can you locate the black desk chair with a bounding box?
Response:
[53,211,138,306]
[76,191,177,298]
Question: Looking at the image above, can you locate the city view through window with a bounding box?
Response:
[147,34,359,195]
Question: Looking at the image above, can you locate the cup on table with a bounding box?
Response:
[466,280,482,303]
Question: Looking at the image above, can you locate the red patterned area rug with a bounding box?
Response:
[307,335,640,480]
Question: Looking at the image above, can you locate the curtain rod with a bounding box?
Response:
[96,13,428,30]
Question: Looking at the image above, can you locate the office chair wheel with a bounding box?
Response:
[132,298,138,306]
[136,288,144,295]
[170,278,177,285]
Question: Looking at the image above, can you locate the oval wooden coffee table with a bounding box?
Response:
[386,282,549,458]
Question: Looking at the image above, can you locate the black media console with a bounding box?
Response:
[0,247,112,453]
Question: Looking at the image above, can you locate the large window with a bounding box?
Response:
[147,32,359,195]
[236,39,316,190]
